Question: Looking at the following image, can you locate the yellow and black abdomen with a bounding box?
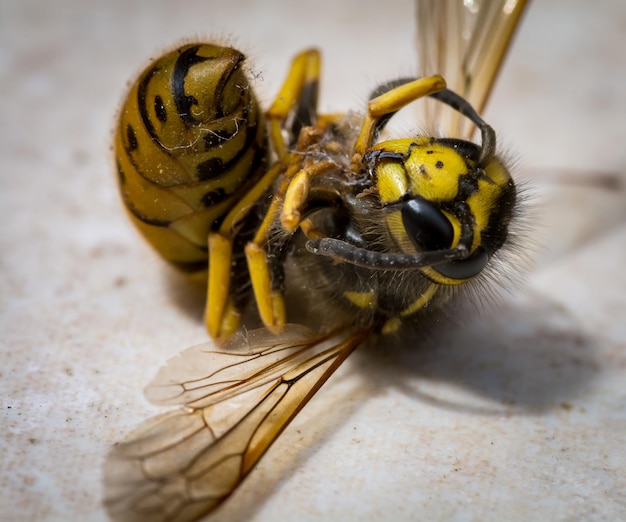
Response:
[115,43,267,275]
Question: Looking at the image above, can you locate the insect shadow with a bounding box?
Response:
[355,291,600,415]
[162,269,207,322]
[203,289,599,521]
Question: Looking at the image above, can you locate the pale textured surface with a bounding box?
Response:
[2,1,626,521]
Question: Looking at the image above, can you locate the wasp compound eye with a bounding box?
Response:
[401,198,490,280]
[433,246,489,280]
[401,198,454,252]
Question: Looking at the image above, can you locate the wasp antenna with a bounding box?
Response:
[428,89,496,166]
[306,238,466,270]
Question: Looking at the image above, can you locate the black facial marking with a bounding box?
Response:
[435,160,444,169]
[456,173,480,201]
[437,138,480,162]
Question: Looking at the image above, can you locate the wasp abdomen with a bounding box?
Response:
[115,43,267,273]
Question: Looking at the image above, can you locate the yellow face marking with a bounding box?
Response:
[421,266,471,286]
[377,162,408,204]
[466,159,512,251]
[441,210,462,248]
[405,143,467,202]
[384,210,415,252]
[372,138,470,203]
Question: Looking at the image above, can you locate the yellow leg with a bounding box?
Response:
[239,49,325,333]
[298,217,325,240]
[267,49,321,160]
[242,160,301,333]
[244,158,329,331]
[244,129,332,332]
[352,75,447,164]
[205,234,238,338]
[281,160,336,231]
[204,161,286,338]
[203,49,326,337]
[243,45,323,331]
[245,242,286,333]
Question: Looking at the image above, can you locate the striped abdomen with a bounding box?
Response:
[115,43,267,274]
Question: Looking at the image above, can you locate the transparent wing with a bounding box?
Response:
[416,0,529,138]
[104,324,371,522]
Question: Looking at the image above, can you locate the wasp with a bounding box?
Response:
[105,1,530,520]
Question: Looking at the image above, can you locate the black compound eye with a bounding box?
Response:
[434,247,489,280]
[401,198,454,252]
[401,197,489,280]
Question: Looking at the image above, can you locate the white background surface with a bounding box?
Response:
[2,1,626,521]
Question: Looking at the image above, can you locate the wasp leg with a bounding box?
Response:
[244,244,285,334]
[243,158,300,333]
[205,233,236,338]
[266,48,321,160]
[245,158,338,332]
[351,75,447,166]
[244,160,336,332]
[205,50,322,337]
[245,118,341,331]
[298,217,324,239]
[281,160,337,231]
[240,51,324,333]
[204,161,285,338]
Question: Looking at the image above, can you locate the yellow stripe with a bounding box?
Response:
[344,290,376,309]
[400,283,438,316]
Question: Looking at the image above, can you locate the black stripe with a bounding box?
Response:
[213,50,245,118]
[117,161,172,227]
[154,95,167,122]
[207,92,251,153]
[200,188,228,207]
[126,124,138,151]
[196,157,227,182]
[172,45,206,125]
[202,127,240,149]
[137,63,165,153]
[195,119,262,181]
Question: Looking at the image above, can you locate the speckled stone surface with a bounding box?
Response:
[1,1,626,521]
